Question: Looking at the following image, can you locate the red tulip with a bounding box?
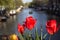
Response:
[25,16,36,30]
[18,23,25,34]
[57,24,60,29]
[46,20,59,35]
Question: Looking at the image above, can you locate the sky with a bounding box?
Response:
[22,0,32,3]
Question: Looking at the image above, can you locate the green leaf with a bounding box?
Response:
[18,33,24,40]
[35,28,40,40]
[43,33,47,39]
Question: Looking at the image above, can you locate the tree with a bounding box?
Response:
[0,0,24,10]
[15,0,24,8]
[29,0,49,8]
[0,0,16,10]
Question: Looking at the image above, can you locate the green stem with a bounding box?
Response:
[49,35,51,40]
[40,26,43,40]
[43,33,47,39]
[29,30,32,40]
[18,33,24,40]
[41,31,42,40]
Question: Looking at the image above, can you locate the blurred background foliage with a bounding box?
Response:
[0,0,23,10]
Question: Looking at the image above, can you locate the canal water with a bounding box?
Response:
[17,8,47,40]
[0,8,60,40]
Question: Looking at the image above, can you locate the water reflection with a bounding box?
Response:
[0,15,17,35]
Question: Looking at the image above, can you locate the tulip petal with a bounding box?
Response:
[18,23,25,34]
[46,19,59,35]
[25,16,36,30]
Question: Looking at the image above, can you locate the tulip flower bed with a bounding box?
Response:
[17,16,60,40]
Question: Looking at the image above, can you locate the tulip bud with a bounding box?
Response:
[46,19,59,35]
[9,34,18,40]
[18,23,25,34]
[25,16,36,30]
